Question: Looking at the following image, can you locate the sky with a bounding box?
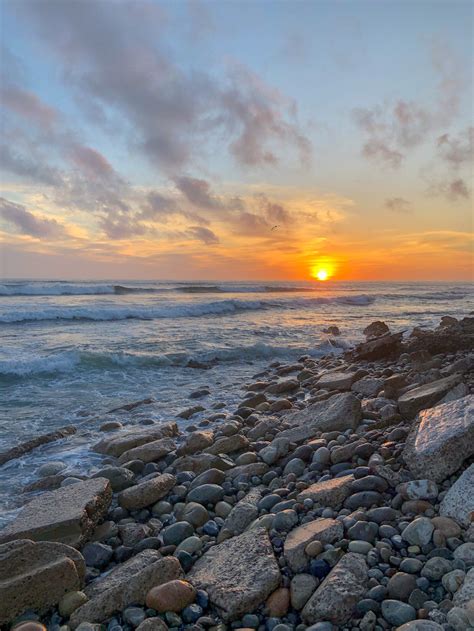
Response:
[0,0,472,281]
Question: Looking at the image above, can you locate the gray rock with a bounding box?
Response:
[82,542,113,569]
[401,517,434,546]
[93,423,178,457]
[92,466,135,491]
[395,623,444,631]
[453,567,474,607]
[381,600,416,626]
[440,464,474,527]
[259,438,290,465]
[117,437,176,465]
[453,542,474,567]
[284,518,344,572]
[317,371,360,391]
[398,374,462,418]
[421,557,453,581]
[0,478,112,547]
[162,521,194,546]
[187,527,280,621]
[302,553,368,624]
[297,474,354,508]
[351,377,384,398]
[223,487,262,536]
[118,474,176,511]
[402,396,474,482]
[290,574,318,610]
[187,483,224,505]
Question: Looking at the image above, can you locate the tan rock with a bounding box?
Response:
[173,453,234,474]
[297,475,355,509]
[0,478,112,547]
[226,462,269,480]
[284,519,344,572]
[398,374,463,419]
[118,474,175,511]
[118,438,176,464]
[187,528,280,621]
[93,422,178,457]
[176,431,214,456]
[264,587,290,617]
[440,464,474,527]
[0,539,85,624]
[302,553,368,624]
[205,434,249,455]
[58,591,88,617]
[317,371,359,391]
[11,624,48,631]
[136,618,169,631]
[145,579,196,612]
[70,552,181,628]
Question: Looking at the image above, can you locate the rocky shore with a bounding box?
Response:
[1,315,473,631]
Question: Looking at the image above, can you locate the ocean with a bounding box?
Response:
[0,279,472,524]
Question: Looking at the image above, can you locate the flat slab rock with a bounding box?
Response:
[284,518,343,572]
[93,422,178,458]
[440,464,474,528]
[279,393,362,442]
[70,551,182,628]
[302,552,368,624]
[0,539,85,624]
[403,395,474,483]
[0,478,112,548]
[187,527,281,621]
[297,475,355,509]
[398,374,462,419]
[316,371,359,391]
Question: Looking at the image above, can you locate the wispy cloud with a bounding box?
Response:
[0,197,67,238]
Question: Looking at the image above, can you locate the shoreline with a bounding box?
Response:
[1,314,473,631]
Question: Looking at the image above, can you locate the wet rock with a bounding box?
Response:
[0,478,112,547]
[187,527,280,621]
[346,332,403,362]
[403,396,474,482]
[117,437,176,464]
[0,539,85,624]
[93,423,178,457]
[69,552,181,628]
[284,518,344,572]
[302,553,368,624]
[118,474,176,511]
[363,321,390,338]
[0,425,76,466]
[440,463,474,527]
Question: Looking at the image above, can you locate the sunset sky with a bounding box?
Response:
[0,0,472,281]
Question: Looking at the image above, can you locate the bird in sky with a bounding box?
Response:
[271,225,279,231]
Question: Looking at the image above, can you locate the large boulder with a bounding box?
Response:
[345,332,403,361]
[0,539,85,624]
[316,371,360,391]
[398,374,463,419]
[302,553,368,624]
[204,434,249,455]
[279,393,362,443]
[93,423,178,458]
[69,551,181,628]
[187,527,280,621]
[297,475,354,508]
[402,396,474,482]
[440,464,474,527]
[222,487,263,537]
[118,474,175,511]
[176,431,214,456]
[0,478,112,547]
[117,438,176,464]
[284,519,344,572]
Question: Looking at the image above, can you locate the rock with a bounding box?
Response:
[69,552,181,628]
[317,371,359,391]
[82,542,113,569]
[323,325,340,336]
[189,468,226,488]
[398,374,463,419]
[364,321,390,338]
[381,600,416,626]
[290,574,318,610]
[226,462,269,480]
[351,377,384,398]
[205,434,249,455]
[284,519,344,572]
[146,579,196,613]
[0,539,85,624]
[421,557,453,581]
[173,453,234,475]
[403,396,474,482]
[178,405,205,419]
[260,438,290,465]
[395,623,444,631]
[401,518,434,546]
[430,516,461,538]
[265,379,299,395]
[280,393,362,441]
[387,573,417,601]
[264,587,290,617]
[187,528,280,621]
[223,487,262,536]
[58,591,89,617]
[440,464,474,527]
[182,502,209,527]
[297,475,354,508]
[453,542,474,567]
[93,423,178,457]
[117,438,176,464]
[301,553,368,624]
[0,425,76,466]
[447,607,471,631]
[176,431,214,456]
[442,569,465,593]
[187,484,224,505]
[0,478,112,547]
[118,474,176,511]
[136,619,168,631]
[91,466,135,491]
[274,509,298,532]
[453,567,474,607]
[398,480,438,501]
[10,624,48,631]
[162,522,194,546]
[346,332,403,362]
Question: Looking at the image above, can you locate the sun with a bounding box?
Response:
[315,269,329,281]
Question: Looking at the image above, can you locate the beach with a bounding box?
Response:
[0,290,473,630]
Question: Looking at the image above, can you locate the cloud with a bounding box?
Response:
[385,197,412,214]
[69,145,114,178]
[0,86,58,127]
[186,225,219,244]
[0,197,66,238]
[174,176,222,209]
[18,0,310,171]
[0,144,64,186]
[353,41,466,168]
[437,127,474,168]
[427,178,470,201]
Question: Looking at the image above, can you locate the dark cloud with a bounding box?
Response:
[98,214,147,239]
[428,178,470,201]
[0,197,66,238]
[0,144,64,186]
[255,193,291,224]
[17,0,310,171]
[174,176,222,209]
[385,197,412,214]
[1,86,58,127]
[69,145,114,178]
[233,211,272,235]
[186,226,219,245]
